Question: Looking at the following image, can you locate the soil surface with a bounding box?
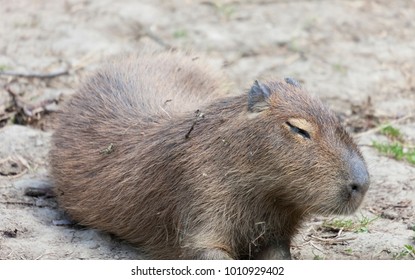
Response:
[1,0,414,260]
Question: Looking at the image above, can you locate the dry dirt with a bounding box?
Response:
[0,0,414,260]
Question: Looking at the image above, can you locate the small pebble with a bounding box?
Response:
[381,211,398,220]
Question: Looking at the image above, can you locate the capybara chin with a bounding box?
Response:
[50,51,370,260]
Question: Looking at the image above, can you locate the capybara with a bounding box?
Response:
[50,51,370,259]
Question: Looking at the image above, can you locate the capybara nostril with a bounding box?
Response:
[348,153,370,195]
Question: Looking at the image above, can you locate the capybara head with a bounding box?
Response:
[244,78,370,216]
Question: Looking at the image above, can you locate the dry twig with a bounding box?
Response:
[310,235,356,245]
[185,109,205,139]
[0,68,69,79]
[2,84,59,125]
[356,113,414,137]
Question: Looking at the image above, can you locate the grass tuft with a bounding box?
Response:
[323,215,378,233]
[214,3,236,20]
[379,124,403,141]
[393,244,415,259]
[332,63,348,75]
[373,124,415,165]
[0,64,10,71]
[173,29,187,39]
[372,142,415,165]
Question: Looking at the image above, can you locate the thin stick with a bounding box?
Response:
[0,201,35,207]
[310,241,324,253]
[4,85,24,108]
[145,31,173,50]
[3,84,58,122]
[310,235,356,244]
[0,68,69,79]
[0,112,14,123]
[356,114,414,137]
[0,200,56,209]
[185,110,205,139]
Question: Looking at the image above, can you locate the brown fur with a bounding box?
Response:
[50,51,369,259]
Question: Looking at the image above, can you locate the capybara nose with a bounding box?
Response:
[347,154,370,195]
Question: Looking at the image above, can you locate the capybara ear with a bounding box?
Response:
[284,77,301,88]
[248,80,271,112]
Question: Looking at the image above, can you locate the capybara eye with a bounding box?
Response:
[286,121,311,139]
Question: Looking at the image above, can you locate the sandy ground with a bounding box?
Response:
[0,0,414,260]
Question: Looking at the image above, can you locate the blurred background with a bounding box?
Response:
[0,0,414,260]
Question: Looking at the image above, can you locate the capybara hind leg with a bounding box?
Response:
[255,239,291,260]
[191,248,234,260]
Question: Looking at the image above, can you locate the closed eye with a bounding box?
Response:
[286,121,311,139]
